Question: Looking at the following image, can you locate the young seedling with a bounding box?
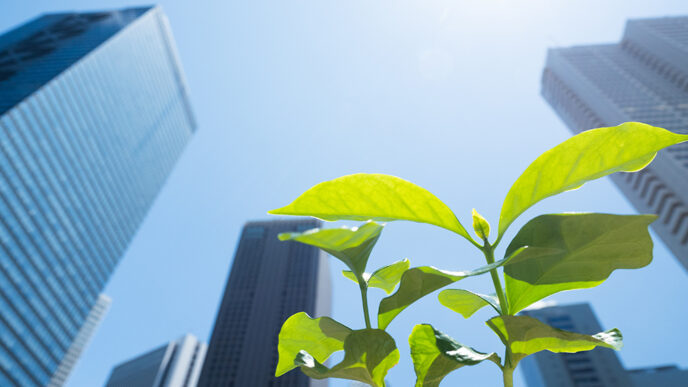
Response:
[269,122,688,386]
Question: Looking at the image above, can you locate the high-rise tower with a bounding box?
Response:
[520,303,688,387]
[105,334,207,387]
[520,304,632,387]
[0,6,195,385]
[48,294,111,387]
[541,16,688,270]
[198,219,331,387]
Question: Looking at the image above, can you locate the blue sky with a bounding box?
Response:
[3,1,688,386]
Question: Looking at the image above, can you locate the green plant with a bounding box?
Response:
[268,122,688,386]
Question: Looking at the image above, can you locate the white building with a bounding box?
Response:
[542,16,688,270]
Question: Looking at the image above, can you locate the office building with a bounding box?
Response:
[47,294,111,387]
[0,6,195,386]
[628,365,688,387]
[541,16,688,270]
[520,303,632,387]
[198,219,331,387]
[105,334,207,387]
[520,303,688,387]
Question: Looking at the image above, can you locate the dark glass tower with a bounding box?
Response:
[198,219,331,387]
[541,16,688,270]
[0,6,195,386]
[105,334,207,387]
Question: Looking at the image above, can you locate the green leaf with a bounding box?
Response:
[342,259,411,294]
[471,209,490,240]
[498,122,688,237]
[438,289,500,318]
[269,173,473,241]
[342,270,366,284]
[276,312,352,377]
[503,213,656,314]
[377,254,521,329]
[486,315,622,365]
[409,324,500,387]
[279,221,383,276]
[296,329,399,387]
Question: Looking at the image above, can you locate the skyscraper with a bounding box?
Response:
[105,334,207,387]
[520,303,688,387]
[198,219,331,387]
[541,16,688,270]
[0,6,195,386]
[519,304,632,387]
[48,294,111,387]
[628,365,688,387]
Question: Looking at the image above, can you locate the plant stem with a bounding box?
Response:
[482,244,509,315]
[502,364,514,387]
[481,241,515,387]
[358,280,372,329]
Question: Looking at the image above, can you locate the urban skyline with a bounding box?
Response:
[542,15,688,270]
[198,219,331,386]
[0,5,194,385]
[2,2,688,387]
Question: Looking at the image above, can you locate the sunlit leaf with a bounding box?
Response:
[471,209,490,240]
[486,315,622,365]
[342,271,368,284]
[279,221,383,276]
[409,324,500,387]
[296,329,399,387]
[498,122,688,237]
[377,250,524,329]
[503,213,656,314]
[276,312,352,377]
[438,289,500,318]
[342,259,410,294]
[269,173,473,241]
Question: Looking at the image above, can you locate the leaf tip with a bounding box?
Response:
[596,328,624,351]
[274,367,287,377]
[268,206,287,215]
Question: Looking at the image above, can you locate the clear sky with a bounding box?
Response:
[3,1,688,386]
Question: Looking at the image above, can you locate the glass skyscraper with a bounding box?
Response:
[198,219,331,387]
[541,16,688,270]
[47,294,110,387]
[0,6,195,386]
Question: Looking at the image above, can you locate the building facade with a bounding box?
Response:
[105,334,207,387]
[520,304,632,387]
[628,365,688,387]
[0,6,195,385]
[520,303,688,387]
[47,294,111,387]
[198,219,331,387]
[541,16,688,270]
